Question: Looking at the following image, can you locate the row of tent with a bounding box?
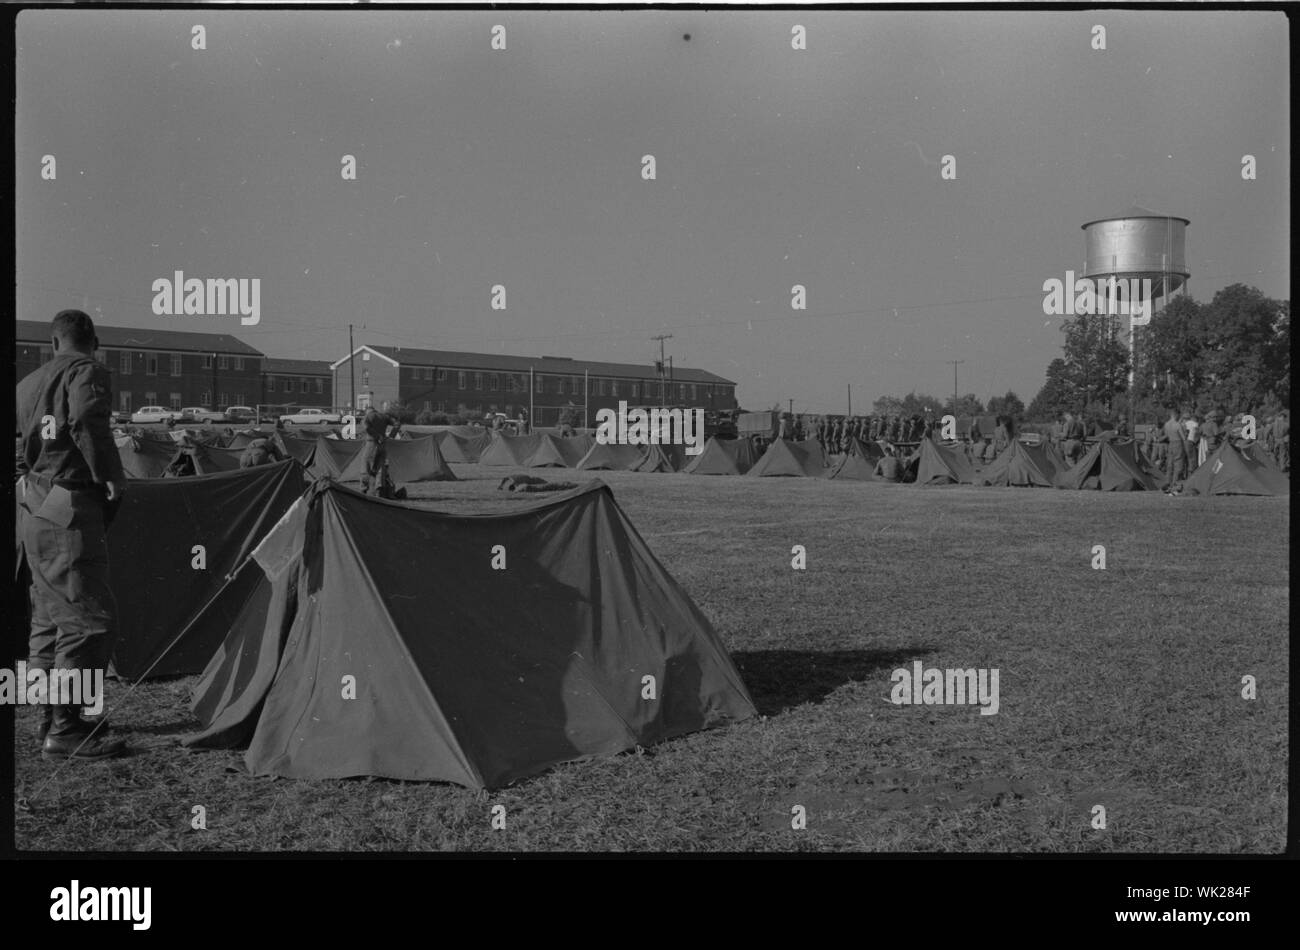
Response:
[15,458,758,788]
[116,432,459,484]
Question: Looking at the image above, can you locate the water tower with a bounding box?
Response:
[1080,205,1189,428]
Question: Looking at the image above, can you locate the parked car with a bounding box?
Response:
[182,407,227,424]
[129,406,178,425]
[279,407,343,425]
[226,406,257,424]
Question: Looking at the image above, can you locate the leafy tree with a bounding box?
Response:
[986,391,1025,417]
[1027,358,1073,420]
[949,393,984,416]
[414,408,437,425]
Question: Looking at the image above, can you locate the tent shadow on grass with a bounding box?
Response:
[731,648,932,716]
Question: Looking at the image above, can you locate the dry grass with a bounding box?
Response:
[14,462,1289,852]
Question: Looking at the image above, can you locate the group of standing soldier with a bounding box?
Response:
[775,413,931,454]
[1142,405,1288,493]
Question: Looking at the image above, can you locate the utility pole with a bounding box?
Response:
[947,359,965,415]
[652,334,672,408]
[349,323,356,412]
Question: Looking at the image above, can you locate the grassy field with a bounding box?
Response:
[14,461,1289,852]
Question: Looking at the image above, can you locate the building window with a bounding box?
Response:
[169,393,182,410]
[489,374,499,391]
[631,383,639,399]
[201,392,211,407]
[315,379,323,394]
[170,354,182,376]
[119,352,132,374]
[572,377,581,396]
[301,378,309,393]
[474,372,483,391]
[690,384,697,400]
[611,380,619,397]
[458,371,467,390]
[283,379,292,393]
[234,357,245,371]
[145,392,157,405]
[146,354,158,376]
[218,355,230,370]
[362,351,370,361]
[202,355,213,370]
[535,375,544,394]
[678,384,686,400]
[598,380,607,396]
[120,392,131,411]
[219,392,229,408]
[437,369,447,382]
[424,368,433,381]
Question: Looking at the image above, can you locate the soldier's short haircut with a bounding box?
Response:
[52,309,97,346]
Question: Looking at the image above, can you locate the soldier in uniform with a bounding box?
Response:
[868,414,881,443]
[1271,410,1289,471]
[16,311,128,758]
[1162,405,1189,492]
[360,402,400,495]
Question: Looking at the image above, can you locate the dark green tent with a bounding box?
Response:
[1183,442,1289,496]
[116,435,181,478]
[107,460,308,678]
[746,439,826,477]
[576,442,646,471]
[827,452,877,481]
[1055,440,1158,491]
[432,430,491,463]
[335,435,457,483]
[309,436,365,479]
[478,432,544,466]
[684,437,757,475]
[913,438,977,485]
[630,443,687,473]
[978,440,1060,487]
[183,480,756,788]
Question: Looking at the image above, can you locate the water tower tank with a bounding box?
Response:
[1081,205,1189,302]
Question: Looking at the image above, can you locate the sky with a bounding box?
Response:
[15,9,1290,413]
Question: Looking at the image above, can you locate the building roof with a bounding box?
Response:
[336,344,736,386]
[264,357,333,376]
[16,320,263,357]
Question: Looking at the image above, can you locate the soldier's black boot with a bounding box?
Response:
[34,704,53,744]
[41,704,127,760]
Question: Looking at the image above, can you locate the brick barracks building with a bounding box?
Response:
[330,345,738,427]
[261,357,334,410]
[16,320,263,415]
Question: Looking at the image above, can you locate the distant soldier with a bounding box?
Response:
[1162,405,1189,492]
[993,415,1010,455]
[868,415,880,443]
[360,402,399,495]
[1198,411,1222,464]
[16,310,128,758]
[874,448,902,482]
[1062,411,1085,465]
[1272,410,1290,471]
[1183,410,1201,469]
